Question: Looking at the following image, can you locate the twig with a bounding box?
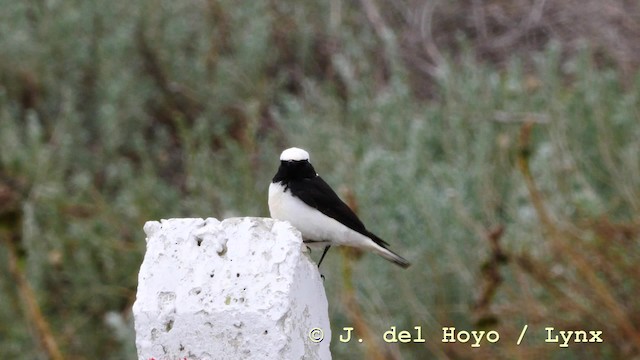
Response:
[340,189,389,360]
[4,236,64,360]
[492,111,550,124]
[0,176,63,359]
[473,225,507,326]
[135,23,203,124]
[517,121,640,351]
[359,0,392,45]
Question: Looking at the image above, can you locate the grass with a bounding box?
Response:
[1,1,639,359]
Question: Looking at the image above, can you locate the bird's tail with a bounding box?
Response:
[376,246,411,268]
[367,233,411,268]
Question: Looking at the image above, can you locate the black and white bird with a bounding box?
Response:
[268,147,411,268]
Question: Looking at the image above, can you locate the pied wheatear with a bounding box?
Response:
[268,147,410,268]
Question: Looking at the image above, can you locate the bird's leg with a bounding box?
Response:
[317,245,331,268]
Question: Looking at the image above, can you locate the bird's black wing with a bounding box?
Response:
[288,175,389,247]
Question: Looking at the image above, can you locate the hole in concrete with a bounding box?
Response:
[165,319,174,332]
[189,287,202,295]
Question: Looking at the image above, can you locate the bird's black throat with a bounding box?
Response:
[272,160,317,190]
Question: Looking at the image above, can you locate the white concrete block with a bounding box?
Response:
[133,217,331,360]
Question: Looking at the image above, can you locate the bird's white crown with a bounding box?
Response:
[280,147,310,161]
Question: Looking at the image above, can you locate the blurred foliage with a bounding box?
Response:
[0,0,639,359]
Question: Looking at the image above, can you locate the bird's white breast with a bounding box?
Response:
[268,182,374,249]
